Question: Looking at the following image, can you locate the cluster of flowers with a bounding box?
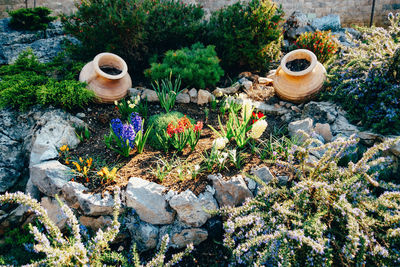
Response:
[295,30,338,63]
[164,116,203,152]
[110,112,142,149]
[219,134,400,266]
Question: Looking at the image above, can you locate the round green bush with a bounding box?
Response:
[147,112,195,150]
[145,43,224,89]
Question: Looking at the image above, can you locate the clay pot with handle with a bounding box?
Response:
[273,49,326,103]
[79,52,132,103]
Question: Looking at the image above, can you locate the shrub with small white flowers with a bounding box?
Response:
[0,189,193,266]
[217,133,400,266]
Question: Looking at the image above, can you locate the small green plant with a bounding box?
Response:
[202,145,229,172]
[204,107,209,123]
[147,112,186,150]
[295,30,339,63]
[145,43,224,89]
[0,50,94,111]
[227,149,245,170]
[134,122,153,154]
[114,96,140,121]
[152,75,183,113]
[207,0,284,72]
[8,7,56,31]
[74,125,91,142]
[210,98,218,110]
[210,100,268,148]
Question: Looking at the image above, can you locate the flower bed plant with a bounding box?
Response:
[145,43,224,89]
[218,134,400,266]
[323,14,400,135]
[0,50,94,111]
[8,7,56,31]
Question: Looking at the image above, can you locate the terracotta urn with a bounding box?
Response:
[79,53,132,103]
[273,49,326,103]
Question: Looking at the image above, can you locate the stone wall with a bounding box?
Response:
[0,0,399,26]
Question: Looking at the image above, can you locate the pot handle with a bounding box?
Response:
[275,66,282,77]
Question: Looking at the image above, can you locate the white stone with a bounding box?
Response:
[209,174,253,207]
[258,77,273,85]
[331,115,359,137]
[288,118,314,143]
[314,123,333,142]
[176,93,190,104]
[30,160,73,197]
[125,177,174,225]
[212,82,241,97]
[188,88,198,103]
[241,80,253,91]
[41,197,68,230]
[142,89,159,102]
[62,181,114,216]
[197,89,212,105]
[170,228,207,248]
[252,166,274,184]
[30,115,81,166]
[169,190,218,227]
[80,215,113,232]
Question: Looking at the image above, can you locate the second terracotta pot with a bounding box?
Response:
[273,49,326,103]
[79,53,132,103]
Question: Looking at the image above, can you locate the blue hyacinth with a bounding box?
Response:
[130,112,143,133]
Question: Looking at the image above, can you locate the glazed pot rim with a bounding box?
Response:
[93,52,128,80]
[280,49,317,77]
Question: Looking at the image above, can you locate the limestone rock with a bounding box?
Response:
[358,131,381,146]
[0,19,76,64]
[169,190,218,227]
[41,197,68,230]
[30,110,83,166]
[62,181,114,216]
[314,123,333,142]
[176,93,190,104]
[197,89,212,105]
[252,166,274,184]
[126,217,159,252]
[142,89,159,102]
[30,160,73,197]
[258,77,273,85]
[125,177,174,225]
[302,101,338,124]
[311,14,341,31]
[388,137,400,157]
[80,215,113,232]
[209,174,253,207]
[188,88,198,103]
[159,221,208,249]
[288,118,314,143]
[331,115,359,137]
[212,82,241,97]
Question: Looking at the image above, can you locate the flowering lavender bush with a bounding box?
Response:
[323,13,400,135]
[217,134,400,266]
[0,190,193,266]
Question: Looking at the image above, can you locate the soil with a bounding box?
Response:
[286,58,311,72]
[100,66,122,75]
[66,95,291,196]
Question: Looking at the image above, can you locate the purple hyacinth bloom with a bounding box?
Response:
[121,124,136,148]
[130,112,142,133]
[111,118,123,136]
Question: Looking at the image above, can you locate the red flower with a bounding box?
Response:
[194,121,203,132]
[251,111,265,124]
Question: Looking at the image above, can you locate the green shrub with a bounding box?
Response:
[207,0,284,72]
[147,111,186,150]
[322,14,400,135]
[218,135,400,266]
[0,50,94,111]
[145,43,224,89]
[295,30,339,63]
[37,80,95,110]
[8,7,56,31]
[61,0,204,74]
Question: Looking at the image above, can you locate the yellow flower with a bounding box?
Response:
[79,157,83,163]
[249,120,268,139]
[72,162,81,172]
[114,100,118,106]
[129,103,135,108]
[86,158,93,167]
[60,144,69,152]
